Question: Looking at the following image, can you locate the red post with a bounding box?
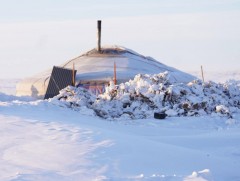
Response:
[114,62,117,85]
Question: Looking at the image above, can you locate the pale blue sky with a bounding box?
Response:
[1,0,240,22]
[0,0,240,78]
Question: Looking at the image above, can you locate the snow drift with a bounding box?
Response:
[1,77,240,180]
[49,71,240,120]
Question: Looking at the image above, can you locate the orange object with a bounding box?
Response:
[114,62,117,85]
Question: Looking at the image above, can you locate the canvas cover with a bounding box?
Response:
[16,45,196,99]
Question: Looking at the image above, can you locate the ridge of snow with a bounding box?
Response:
[49,71,240,120]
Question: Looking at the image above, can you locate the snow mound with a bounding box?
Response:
[184,169,213,181]
[49,71,240,120]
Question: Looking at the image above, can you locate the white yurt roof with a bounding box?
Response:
[16,45,196,98]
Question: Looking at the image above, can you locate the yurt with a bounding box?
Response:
[16,45,195,99]
[16,20,195,99]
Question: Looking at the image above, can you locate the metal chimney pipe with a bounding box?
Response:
[97,20,101,52]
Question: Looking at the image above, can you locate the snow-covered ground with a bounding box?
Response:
[0,79,20,96]
[1,73,240,181]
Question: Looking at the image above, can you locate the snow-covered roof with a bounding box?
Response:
[62,45,195,83]
[16,45,196,98]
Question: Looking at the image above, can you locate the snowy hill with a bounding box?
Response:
[0,69,240,181]
[1,94,240,181]
[1,75,240,180]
